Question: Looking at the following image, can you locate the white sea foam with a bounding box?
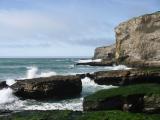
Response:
[105,65,131,71]
[0,88,18,105]
[26,66,57,79]
[78,59,102,63]
[26,66,38,79]
[68,64,75,69]
[0,66,118,111]
[23,98,83,111]
[38,71,57,77]
[6,79,16,86]
[0,77,115,111]
[82,77,116,96]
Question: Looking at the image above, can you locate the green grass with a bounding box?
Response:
[78,111,160,120]
[0,110,160,120]
[139,67,160,73]
[0,110,72,120]
[85,84,160,101]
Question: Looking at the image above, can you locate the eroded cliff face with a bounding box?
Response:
[115,11,160,67]
[94,44,115,60]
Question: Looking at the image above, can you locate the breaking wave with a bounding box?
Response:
[0,88,18,105]
[0,76,115,111]
[0,65,122,111]
[26,66,57,79]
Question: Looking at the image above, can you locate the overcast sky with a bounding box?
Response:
[0,0,159,57]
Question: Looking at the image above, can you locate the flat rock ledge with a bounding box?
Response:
[11,75,82,100]
[87,69,160,86]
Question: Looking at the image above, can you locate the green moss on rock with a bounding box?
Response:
[83,84,160,112]
[0,110,160,120]
[85,84,160,101]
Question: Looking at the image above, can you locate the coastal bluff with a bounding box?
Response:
[94,11,160,67]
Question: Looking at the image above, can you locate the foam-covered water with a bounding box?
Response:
[0,88,18,105]
[78,59,102,63]
[0,58,129,111]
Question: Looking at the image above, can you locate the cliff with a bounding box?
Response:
[115,11,160,67]
[93,44,115,60]
[94,11,160,67]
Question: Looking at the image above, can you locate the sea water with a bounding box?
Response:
[0,58,130,111]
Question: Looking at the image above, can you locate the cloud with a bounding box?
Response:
[0,0,159,56]
[0,8,115,48]
[0,9,67,32]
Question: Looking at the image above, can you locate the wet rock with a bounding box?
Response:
[11,75,82,100]
[0,81,8,90]
[76,74,86,79]
[91,69,160,86]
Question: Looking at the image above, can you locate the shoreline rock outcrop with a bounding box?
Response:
[11,75,82,100]
[87,69,160,86]
[83,84,160,113]
[94,44,115,60]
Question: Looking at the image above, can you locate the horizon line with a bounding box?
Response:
[0,56,92,58]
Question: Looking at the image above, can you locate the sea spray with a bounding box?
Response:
[26,66,38,79]
[6,79,16,86]
[0,62,121,111]
[38,71,57,77]
[0,88,18,105]
[81,77,115,96]
[26,66,57,79]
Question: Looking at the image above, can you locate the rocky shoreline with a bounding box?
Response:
[0,75,82,100]
[0,11,160,119]
[88,68,160,86]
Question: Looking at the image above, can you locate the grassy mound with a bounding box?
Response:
[85,84,160,101]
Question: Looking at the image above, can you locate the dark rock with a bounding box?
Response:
[76,74,86,79]
[0,110,13,115]
[83,95,124,111]
[86,73,95,79]
[91,69,160,86]
[11,75,82,100]
[84,94,160,113]
[83,94,144,112]
[0,81,8,89]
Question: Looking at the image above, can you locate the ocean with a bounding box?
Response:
[0,58,129,111]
